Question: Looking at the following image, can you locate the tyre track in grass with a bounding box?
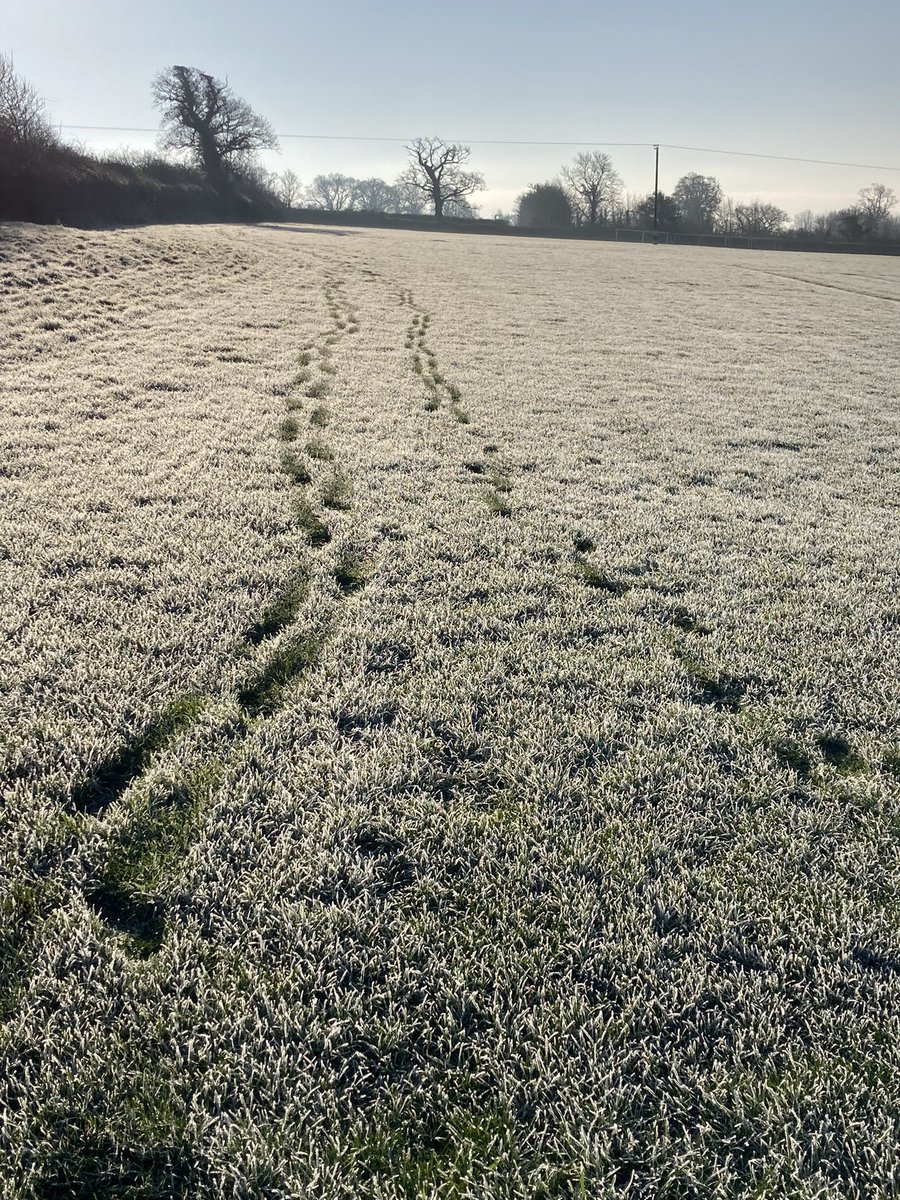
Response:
[5,246,531,1193]
[85,271,371,957]
[0,270,372,1006]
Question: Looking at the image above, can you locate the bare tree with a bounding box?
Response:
[305,173,357,212]
[151,65,276,190]
[813,210,839,242]
[443,196,479,219]
[561,152,621,226]
[836,208,866,242]
[351,177,397,212]
[275,168,303,208]
[734,200,788,236]
[673,173,722,233]
[392,177,428,215]
[858,182,897,226]
[715,196,740,235]
[0,53,57,154]
[399,138,485,220]
[616,190,643,228]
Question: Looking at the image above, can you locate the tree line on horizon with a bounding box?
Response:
[2,55,897,246]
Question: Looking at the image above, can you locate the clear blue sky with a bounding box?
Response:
[7,0,900,218]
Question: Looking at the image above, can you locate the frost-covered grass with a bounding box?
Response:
[1,221,899,1198]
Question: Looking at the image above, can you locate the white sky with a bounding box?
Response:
[6,0,900,219]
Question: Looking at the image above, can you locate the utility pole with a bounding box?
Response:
[652,144,659,243]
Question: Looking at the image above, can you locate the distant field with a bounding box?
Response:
[1,221,899,1199]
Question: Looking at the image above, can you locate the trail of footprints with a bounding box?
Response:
[396,282,871,795]
[2,275,372,996]
[400,288,467,423]
[397,280,757,725]
[398,288,517,520]
[3,266,884,1017]
[3,270,514,1005]
[570,533,873,789]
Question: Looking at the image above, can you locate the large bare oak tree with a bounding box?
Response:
[399,137,485,220]
[561,151,622,226]
[152,66,276,191]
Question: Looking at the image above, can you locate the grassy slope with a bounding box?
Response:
[1,222,899,1199]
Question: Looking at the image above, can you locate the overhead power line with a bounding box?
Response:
[57,126,900,173]
[661,144,900,172]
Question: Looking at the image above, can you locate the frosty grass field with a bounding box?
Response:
[1,220,899,1199]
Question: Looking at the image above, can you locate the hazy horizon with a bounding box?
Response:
[7,0,900,220]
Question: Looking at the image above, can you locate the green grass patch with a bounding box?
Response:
[291,496,331,546]
[309,405,329,429]
[33,1132,195,1199]
[683,661,749,712]
[818,732,866,772]
[238,630,326,716]
[271,370,310,397]
[333,549,369,595]
[306,438,334,462]
[244,570,309,646]
[87,760,223,955]
[576,562,628,596]
[321,467,353,511]
[347,1105,514,1195]
[280,448,311,485]
[772,737,813,779]
[279,416,299,442]
[666,605,710,635]
[69,696,205,816]
[486,490,512,518]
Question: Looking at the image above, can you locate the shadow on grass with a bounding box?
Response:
[238,630,328,716]
[68,697,204,817]
[244,571,309,646]
[34,1137,195,1200]
[85,881,166,957]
